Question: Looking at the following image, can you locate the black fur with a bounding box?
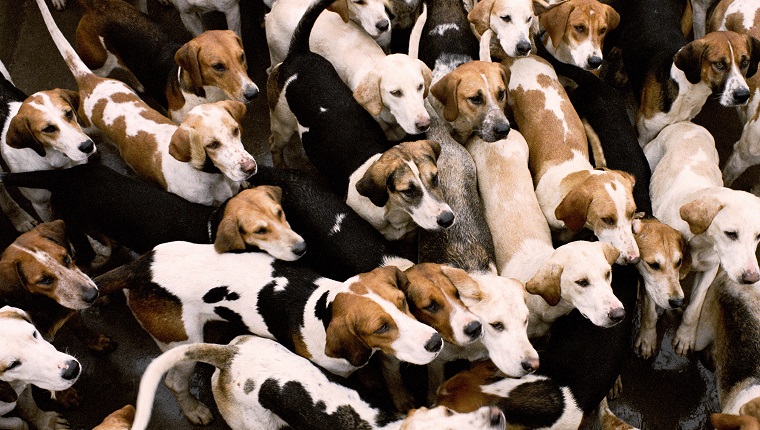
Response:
[417,0,479,72]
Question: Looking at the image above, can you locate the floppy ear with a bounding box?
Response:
[354,70,384,116]
[680,196,724,235]
[674,39,707,84]
[525,262,562,306]
[220,100,247,124]
[467,0,495,35]
[431,73,461,122]
[324,309,373,366]
[419,60,432,98]
[603,3,620,32]
[258,185,283,203]
[601,242,621,265]
[710,413,760,430]
[214,215,245,253]
[539,1,574,47]
[0,381,18,404]
[175,41,205,96]
[440,265,482,301]
[555,186,592,232]
[37,220,68,248]
[6,115,46,157]
[327,0,350,22]
[169,126,193,162]
[746,35,760,78]
[356,159,391,207]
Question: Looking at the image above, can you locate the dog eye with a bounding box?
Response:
[65,109,74,120]
[374,323,390,334]
[489,322,505,331]
[713,62,725,71]
[37,276,54,286]
[390,89,402,97]
[423,302,440,313]
[468,95,484,105]
[207,140,220,149]
[6,360,20,371]
[574,25,586,33]
[232,127,239,137]
[647,261,660,270]
[724,230,738,240]
[500,15,511,23]
[601,217,615,225]
[42,125,57,133]
[212,63,226,72]
[575,278,589,287]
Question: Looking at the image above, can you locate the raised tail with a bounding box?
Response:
[132,343,236,430]
[0,169,68,191]
[34,0,92,80]
[288,0,336,56]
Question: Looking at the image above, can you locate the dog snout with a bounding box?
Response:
[742,270,760,284]
[78,140,95,154]
[489,407,505,428]
[424,333,443,352]
[376,19,389,33]
[60,359,81,381]
[292,241,307,257]
[241,158,258,177]
[733,87,751,105]
[608,307,625,323]
[415,117,430,133]
[464,320,482,339]
[587,56,603,70]
[243,85,259,102]
[515,40,531,56]
[668,297,684,309]
[520,357,539,372]
[436,211,455,228]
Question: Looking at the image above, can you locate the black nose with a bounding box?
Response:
[424,333,443,352]
[464,321,482,339]
[521,358,539,372]
[587,56,603,69]
[489,407,504,427]
[494,121,511,138]
[61,359,80,380]
[515,40,531,56]
[734,87,751,105]
[78,140,94,154]
[608,307,625,323]
[244,86,259,101]
[668,298,683,309]
[82,287,99,304]
[437,211,455,228]
[376,19,389,32]
[292,241,307,257]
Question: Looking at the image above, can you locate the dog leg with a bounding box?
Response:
[635,292,659,359]
[0,185,37,232]
[179,11,205,37]
[16,388,69,430]
[164,360,214,425]
[381,355,418,412]
[673,264,720,356]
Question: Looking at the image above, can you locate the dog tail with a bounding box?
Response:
[132,343,236,430]
[34,0,92,80]
[288,0,334,55]
[0,170,65,191]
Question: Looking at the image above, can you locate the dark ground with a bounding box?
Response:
[1,0,759,428]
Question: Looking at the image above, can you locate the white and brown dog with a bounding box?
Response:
[96,246,443,424]
[131,335,506,430]
[36,0,257,206]
[0,306,81,430]
[644,121,760,355]
[503,54,640,264]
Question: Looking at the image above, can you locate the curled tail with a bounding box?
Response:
[132,343,235,430]
[34,0,92,79]
[288,0,336,55]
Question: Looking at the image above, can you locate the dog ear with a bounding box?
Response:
[440,265,482,302]
[258,185,283,204]
[467,0,495,36]
[539,1,574,48]
[431,73,461,122]
[327,0,350,23]
[419,60,433,98]
[601,242,621,265]
[214,215,246,253]
[0,381,17,404]
[679,196,724,235]
[746,35,760,79]
[674,40,707,85]
[555,185,592,232]
[6,114,46,157]
[219,100,247,125]
[325,297,373,367]
[37,220,68,248]
[175,41,205,96]
[354,69,384,116]
[603,3,620,32]
[525,262,562,306]
[169,126,193,162]
[710,413,760,430]
[356,159,392,207]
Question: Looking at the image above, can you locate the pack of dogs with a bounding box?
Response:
[1,0,760,428]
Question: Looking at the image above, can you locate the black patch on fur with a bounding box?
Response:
[259,379,374,429]
[315,291,332,331]
[496,379,565,428]
[203,286,240,303]
[716,287,760,391]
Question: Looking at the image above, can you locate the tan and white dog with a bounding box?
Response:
[644,121,760,355]
[36,0,257,206]
[502,54,640,265]
[0,306,81,430]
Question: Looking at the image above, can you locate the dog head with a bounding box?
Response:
[431,61,510,144]
[214,185,306,260]
[402,264,483,346]
[92,405,135,430]
[634,218,689,309]
[170,100,257,181]
[459,274,539,377]
[0,221,98,312]
[325,266,443,367]
[539,0,619,70]
[354,54,432,135]
[674,31,760,107]
[356,139,454,230]
[402,405,506,430]
[175,30,259,103]
[327,0,391,40]
[527,241,625,327]
[555,169,640,265]
[679,189,760,285]
[469,0,544,57]
[6,89,95,162]
[0,306,81,395]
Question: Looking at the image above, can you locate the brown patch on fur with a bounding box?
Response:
[436,360,503,412]
[127,285,188,344]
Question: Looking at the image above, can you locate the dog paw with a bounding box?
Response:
[86,333,118,354]
[635,328,657,359]
[183,402,214,425]
[673,325,696,356]
[52,387,80,408]
[49,0,66,9]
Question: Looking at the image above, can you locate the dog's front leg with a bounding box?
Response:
[673,264,720,356]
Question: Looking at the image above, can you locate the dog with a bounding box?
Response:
[0,164,305,259]
[35,0,257,206]
[537,0,619,70]
[0,306,81,430]
[0,62,94,227]
[265,0,431,141]
[619,0,760,146]
[467,0,542,58]
[502,53,640,265]
[130,335,506,430]
[248,165,412,281]
[709,0,760,186]
[75,0,257,122]
[644,121,760,355]
[96,249,443,424]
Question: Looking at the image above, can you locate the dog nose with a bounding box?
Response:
[587,56,603,69]
[82,287,99,304]
[78,140,95,154]
[521,358,539,372]
[376,19,389,32]
[437,211,455,228]
[733,87,751,105]
[608,307,625,323]
[61,359,80,381]
[415,118,430,133]
[424,333,443,352]
[241,159,258,177]
[668,298,683,309]
[244,86,259,102]
[742,270,760,284]
[292,241,307,257]
[515,40,531,56]
[464,320,482,339]
[489,407,504,428]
